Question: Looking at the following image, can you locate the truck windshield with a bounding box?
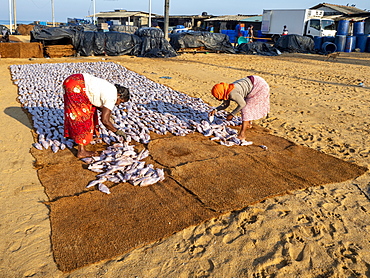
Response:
[321,20,336,30]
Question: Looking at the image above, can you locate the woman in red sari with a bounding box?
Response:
[63,73,130,158]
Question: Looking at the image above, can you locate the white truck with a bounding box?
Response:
[261,9,337,42]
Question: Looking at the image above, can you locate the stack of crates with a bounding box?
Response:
[98,23,109,32]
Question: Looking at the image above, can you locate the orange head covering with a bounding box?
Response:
[211,82,235,100]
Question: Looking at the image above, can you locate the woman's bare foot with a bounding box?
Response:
[77,144,98,158]
[77,150,98,158]
[237,135,246,141]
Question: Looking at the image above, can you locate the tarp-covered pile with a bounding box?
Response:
[31,26,177,58]
[274,34,314,53]
[76,31,141,56]
[237,41,280,56]
[169,31,236,54]
[134,27,177,58]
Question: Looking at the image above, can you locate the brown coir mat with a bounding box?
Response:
[34,126,367,272]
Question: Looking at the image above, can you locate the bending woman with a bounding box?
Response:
[209,75,270,140]
[63,73,130,158]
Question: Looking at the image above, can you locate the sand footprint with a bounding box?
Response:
[251,244,291,277]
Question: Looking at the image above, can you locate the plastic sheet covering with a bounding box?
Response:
[104,32,141,56]
[274,34,314,53]
[134,27,178,58]
[169,31,236,54]
[110,25,138,34]
[76,31,95,56]
[77,31,141,57]
[31,26,142,57]
[31,25,80,46]
[237,41,280,56]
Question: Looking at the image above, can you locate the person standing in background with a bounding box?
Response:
[282,25,288,35]
[235,22,245,45]
[247,25,254,42]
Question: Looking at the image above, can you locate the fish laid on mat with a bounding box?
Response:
[10,62,254,193]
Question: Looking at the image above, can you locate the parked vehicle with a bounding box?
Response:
[261,9,336,42]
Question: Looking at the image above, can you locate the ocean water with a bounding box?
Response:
[0,20,41,26]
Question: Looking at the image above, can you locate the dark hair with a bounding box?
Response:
[115,84,130,101]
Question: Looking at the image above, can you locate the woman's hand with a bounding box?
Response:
[208,109,216,117]
[226,114,234,121]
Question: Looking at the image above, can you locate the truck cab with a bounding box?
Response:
[305,18,336,38]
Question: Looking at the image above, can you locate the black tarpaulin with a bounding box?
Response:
[134,27,178,58]
[31,26,142,57]
[237,41,280,56]
[274,34,314,53]
[169,31,236,54]
[104,32,141,56]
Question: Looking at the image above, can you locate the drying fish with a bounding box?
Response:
[98,183,111,194]
[156,168,165,181]
[11,61,250,195]
[51,144,59,153]
[241,140,253,146]
[140,176,161,187]
[33,142,43,150]
[86,178,107,188]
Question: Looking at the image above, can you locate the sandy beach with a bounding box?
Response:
[1,42,370,277]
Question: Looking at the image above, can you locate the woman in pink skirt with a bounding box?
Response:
[209,75,270,140]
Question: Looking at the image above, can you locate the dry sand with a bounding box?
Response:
[1,41,370,277]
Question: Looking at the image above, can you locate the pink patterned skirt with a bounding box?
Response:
[240,76,270,121]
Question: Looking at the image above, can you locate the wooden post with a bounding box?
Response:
[164,0,170,40]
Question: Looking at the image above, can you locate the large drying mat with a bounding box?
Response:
[38,126,367,272]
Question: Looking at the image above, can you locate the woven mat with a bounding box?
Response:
[34,126,367,272]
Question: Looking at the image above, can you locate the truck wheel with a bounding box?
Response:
[272,35,281,43]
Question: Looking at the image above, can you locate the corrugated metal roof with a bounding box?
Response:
[325,15,370,21]
[310,3,366,14]
[155,15,212,19]
[204,15,259,22]
[87,11,154,18]
[241,15,262,22]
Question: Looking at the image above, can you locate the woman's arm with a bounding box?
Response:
[215,100,231,111]
[100,106,118,133]
[230,93,247,116]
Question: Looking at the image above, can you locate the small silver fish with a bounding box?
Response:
[33,142,43,150]
[86,178,107,188]
[140,176,160,187]
[98,183,111,194]
[51,144,59,153]
[157,168,165,181]
[240,140,253,146]
[40,140,49,149]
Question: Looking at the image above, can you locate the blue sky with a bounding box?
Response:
[1,0,370,23]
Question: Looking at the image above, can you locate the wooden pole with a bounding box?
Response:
[164,0,169,40]
[51,0,55,27]
[13,0,17,33]
[148,0,152,27]
[8,0,13,34]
